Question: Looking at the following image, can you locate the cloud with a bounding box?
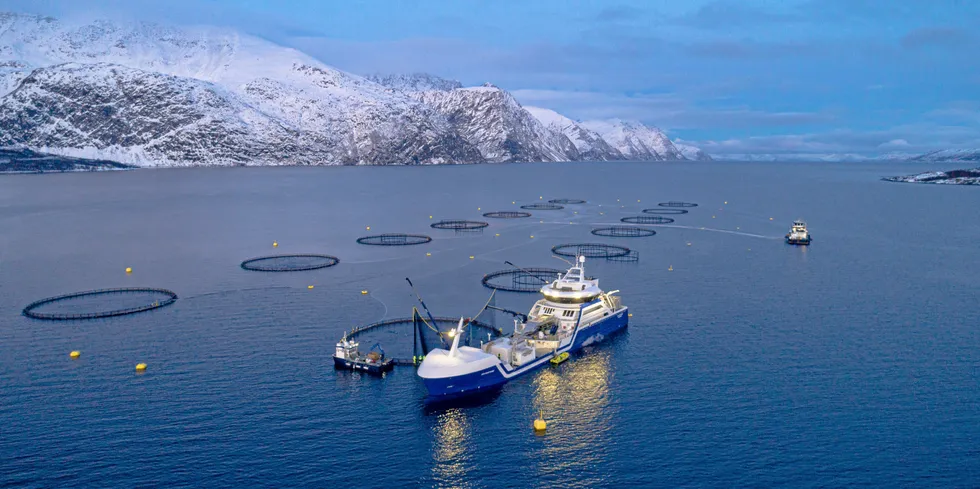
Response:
[594,5,645,22]
[690,123,980,156]
[878,138,910,149]
[900,26,972,49]
[677,1,802,29]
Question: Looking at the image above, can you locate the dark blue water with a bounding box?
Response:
[2,161,979,487]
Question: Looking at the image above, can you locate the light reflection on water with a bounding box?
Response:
[533,350,613,485]
[430,408,475,489]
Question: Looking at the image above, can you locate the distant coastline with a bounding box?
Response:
[883,168,980,185]
[0,148,135,174]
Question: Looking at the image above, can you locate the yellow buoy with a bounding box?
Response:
[478,207,481,211]
[712,215,716,218]
[637,199,641,202]
[308,285,314,289]
[469,256,475,260]
[135,363,147,372]
[687,242,692,246]
[361,290,368,295]
[70,350,81,359]
[724,201,728,204]
[125,267,132,274]
[628,313,633,318]
[668,265,673,271]
[530,235,534,238]
[534,412,547,431]
[272,241,278,248]
[426,252,431,256]
[512,201,515,204]
[769,217,773,221]
[539,196,543,199]
[429,215,433,219]
[366,226,371,230]
[495,233,500,237]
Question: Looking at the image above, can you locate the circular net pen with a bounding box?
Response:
[551,243,632,259]
[430,220,489,232]
[241,254,340,272]
[23,287,178,320]
[549,199,586,205]
[659,201,699,208]
[591,226,657,238]
[607,250,640,262]
[643,208,689,215]
[483,211,532,219]
[621,216,675,225]
[357,234,433,246]
[482,267,564,293]
[520,203,564,210]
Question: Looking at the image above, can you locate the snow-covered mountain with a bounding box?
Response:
[579,119,686,161]
[367,73,462,92]
[0,13,705,167]
[673,142,712,161]
[523,107,623,161]
[0,13,485,166]
[712,153,876,162]
[909,149,980,162]
[410,83,581,163]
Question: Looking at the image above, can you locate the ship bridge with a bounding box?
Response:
[539,257,602,304]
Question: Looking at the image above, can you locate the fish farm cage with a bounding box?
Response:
[430,219,490,232]
[344,314,512,365]
[549,199,586,204]
[591,226,657,238]
[659,201,699,208]
[607,250,640,262]
[356,233,433,246]
[551,243,632,259]
[621,216,675,225]
[240,254,340,272]
[642,208,689,215]
[520,203,564,210]
[483,211,532,219]
[22,287,178,320]
[482,267,564,293]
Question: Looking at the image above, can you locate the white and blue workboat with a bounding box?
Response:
[417,256,628,399]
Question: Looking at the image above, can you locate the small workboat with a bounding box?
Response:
[785,219,811,245]
[550,352,569,365]
[333,336,394,374]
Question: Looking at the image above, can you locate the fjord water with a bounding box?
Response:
[2,161,978,487]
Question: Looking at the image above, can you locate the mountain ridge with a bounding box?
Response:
[0,12,705,167]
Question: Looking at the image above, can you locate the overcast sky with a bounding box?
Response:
[4,0,979,155]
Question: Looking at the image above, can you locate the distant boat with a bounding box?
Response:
[785,219,811,245]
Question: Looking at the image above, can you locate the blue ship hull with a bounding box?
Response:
[422,308,628,399]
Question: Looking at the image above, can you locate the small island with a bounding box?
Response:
[883,168,980,185]
[0,148,134,174]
